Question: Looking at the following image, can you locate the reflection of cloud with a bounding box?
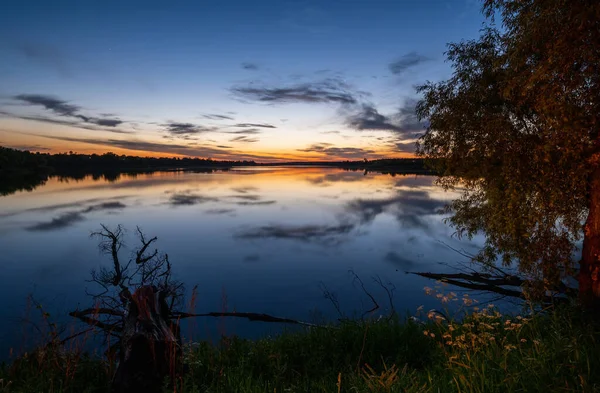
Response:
[169,193,218,206]
[27,212,85,231]
[236,200,276,206]
[244,254,261,262]
[231,186,259,194]
[236,223,354,244]
[384,251,414,268]
[389,52,431,75]
[306,172,365,185]
[345,190,446,232]
[205,208,236,215]
[82,201,127,213]
[25,200,127,231]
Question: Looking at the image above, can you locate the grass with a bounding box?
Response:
[1,302,600,393]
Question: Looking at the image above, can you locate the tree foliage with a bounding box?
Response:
[416,0,600,295]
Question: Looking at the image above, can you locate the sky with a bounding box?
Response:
[0,0,486,162]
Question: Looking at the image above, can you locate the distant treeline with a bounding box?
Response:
[0,146,435,195]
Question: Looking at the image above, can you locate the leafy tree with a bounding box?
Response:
[416,0,600,306]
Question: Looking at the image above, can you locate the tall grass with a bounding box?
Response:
[1,304,599,392]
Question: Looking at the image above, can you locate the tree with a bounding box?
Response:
[416,0,600,306]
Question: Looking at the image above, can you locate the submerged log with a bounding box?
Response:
[111,285,181,393]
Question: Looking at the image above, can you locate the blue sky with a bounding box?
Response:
[0,0,486,161]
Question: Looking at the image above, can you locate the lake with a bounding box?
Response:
[0,167,485,357]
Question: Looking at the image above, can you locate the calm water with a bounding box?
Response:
[0,167,485,356]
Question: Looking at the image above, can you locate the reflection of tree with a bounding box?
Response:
[0,174,48,196]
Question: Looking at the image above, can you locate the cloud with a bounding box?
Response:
[236,223,354,244]
[164,122,217,136]
[319,130,340,134]
[225,128,263,135]
[168,193,218,206]
[14,94,79,117]
[233,123,276,128]
[389,52,431,75]
[347,100,426,138]
[298,143,377,159]
[201,114,235,120]
[11,94,127,132]
[231,78,364,105]
[241,62,259,70]
[229,135,259,143]
[27,212,85,231]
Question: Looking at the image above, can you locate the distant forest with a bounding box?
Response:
[0,146,433,195]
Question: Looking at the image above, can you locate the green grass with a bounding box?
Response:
[2,305,599,392]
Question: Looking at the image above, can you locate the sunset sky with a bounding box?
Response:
[0,0,485,162]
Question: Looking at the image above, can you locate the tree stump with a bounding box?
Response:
[111,286,181,393]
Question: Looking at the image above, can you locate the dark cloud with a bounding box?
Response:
[26,212,85,231]
[384,251,414,269]
[1,113,130,134]
[231,78,364,105]
[202,114,235,121]
[396,141,417,153]
[11,94,127,132]
[236,223,354,244]
[164,122,217,136]
[298,143,377,159]
[241,62,259,70]
[14,94,79,117]
[169,193,218,206]
[389,52,431,75]
[347,104,404,133]
[230,135,259,143]
[347,100,427,138]
[225,128,263,135]
[233,123,276,128]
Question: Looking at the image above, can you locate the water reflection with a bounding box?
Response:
[0,167,483,358]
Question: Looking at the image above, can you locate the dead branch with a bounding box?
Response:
[170,311,329,328]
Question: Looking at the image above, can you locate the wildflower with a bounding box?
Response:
[520,338,527,343]
[504,344,516,351]
[417,305,424,312]
[424,287,433,295]
[430,333,436,338]
[423,330,429,336]
[487,303,495,308]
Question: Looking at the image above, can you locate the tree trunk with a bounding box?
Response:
[580,165,600,308]
[111,286,182,393]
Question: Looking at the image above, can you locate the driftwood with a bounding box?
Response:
[67,225,326,392]
[408,270,575,305]
[111,286,181,393]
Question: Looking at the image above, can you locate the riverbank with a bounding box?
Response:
[1,305,598,392]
